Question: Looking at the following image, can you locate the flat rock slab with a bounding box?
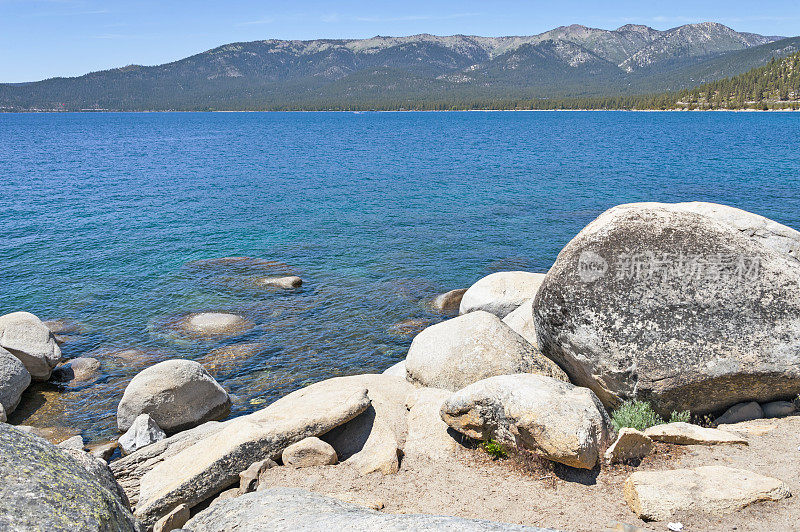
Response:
[624,466,790,521]
[604,428,653,463]
[185,487,554,531]
[644,422,747,445]
[132,376,371,528]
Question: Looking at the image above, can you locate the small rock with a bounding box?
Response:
[761,400,796,418]
[153,503,190,532]
[405,311,567,391]
[716,401,764,425]
[0,312,62,380]
[51,357,101,383]
[258,276,303,289]
[0,403,5,423]
[57,435,85,450]
[87,441,119,462]
[117,359,231,433]
[431,288,467,313]
[624,466,790,521]
[604,428,653,463]
[239,458,278,494]
[668,523,684,532]
[460,271,547,318]
[644,422,747,445]
[325,492,385,510]
[282,436,338,468]
[119,414,166,455]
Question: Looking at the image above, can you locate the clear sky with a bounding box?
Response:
[1,0,799,83]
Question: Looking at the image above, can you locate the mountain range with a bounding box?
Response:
[1,22,798,111]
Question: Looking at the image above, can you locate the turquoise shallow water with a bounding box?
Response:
[1,111,799,442]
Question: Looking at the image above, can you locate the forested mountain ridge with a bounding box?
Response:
[0,22,792,111]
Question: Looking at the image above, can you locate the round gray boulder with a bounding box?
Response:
[459,271,547,318]
[405,311,568,391]
[0,312,62,380]
[535,202,800,415]
[0,424,140,531]
[117,359,231,433]
[0,348,30,416]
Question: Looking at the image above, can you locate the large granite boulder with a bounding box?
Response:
[403,387,462,465]
[124,376,371,528]
[406,311,567,391]
[0,348,30,416]
[117,359,231,433]
[441,374,614,469]
[535,202,800,415]
[460,271,547,318]
[431,288,467,313]
[0,311,62,380]
[184,487,548,531]
[0,424,141,532]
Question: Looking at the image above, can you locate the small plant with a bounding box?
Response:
[668,410,691,423]
[480,438,508,459]
[611,400,663,432]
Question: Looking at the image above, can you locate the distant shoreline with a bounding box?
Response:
[2,108,798,114]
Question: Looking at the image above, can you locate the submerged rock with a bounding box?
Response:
[117,359,231,433]
[535,202,800,415]
[282,437,338,467]
[185,487,547,531]
[460,271,547,318]
[0,348,31,416]
[175,312,254,337]
[624,466,790,521]
[0,311,62,380]
[257,275,303,289]
[197,342,265,380]
[442,374,613,469]
[405,311,567,391]
[0,424,140,532]
[51,357,101,384]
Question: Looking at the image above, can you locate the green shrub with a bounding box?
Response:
[668,410,691,423]
[611,400,663,432]
[480,438,508,459]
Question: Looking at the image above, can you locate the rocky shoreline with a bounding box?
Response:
[1,200,800,531]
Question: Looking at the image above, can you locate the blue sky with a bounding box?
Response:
[1,0,799,83]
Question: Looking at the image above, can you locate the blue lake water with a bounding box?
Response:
[1,111,799,442]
